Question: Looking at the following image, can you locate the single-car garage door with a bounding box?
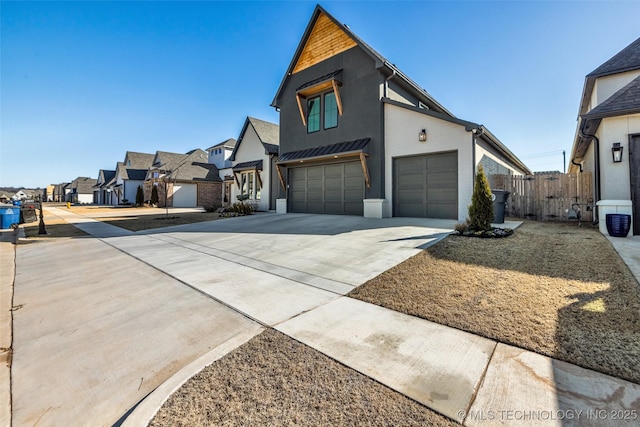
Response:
[289,162,364,215]
[172,183,197,207]
[394,151,458,219]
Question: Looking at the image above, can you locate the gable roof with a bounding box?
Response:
[578,37,640,116]
[206,138,237,151]
[587,37,640,78]
[583,75,640,119]
[123,151,155,168]
[229,117,280,161]
[160,149,222,182]
[271,4,453,116]
[70,177,97,194]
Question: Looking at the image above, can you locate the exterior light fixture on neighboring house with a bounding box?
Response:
[612,142,623,163]
[419,129,427,142]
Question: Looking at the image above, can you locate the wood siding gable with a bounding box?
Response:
[292,12,357,74]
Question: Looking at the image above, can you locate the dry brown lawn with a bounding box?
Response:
[350,220,640,384]
[24,204,223,236]
[150,329,457,427]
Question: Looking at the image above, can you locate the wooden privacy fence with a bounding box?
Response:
[490,173,593,222]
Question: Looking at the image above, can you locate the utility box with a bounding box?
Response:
[491,190,510,224]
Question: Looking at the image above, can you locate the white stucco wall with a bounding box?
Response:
[124,180,144,203]
[593,70,640,108]
[384,103,474,221]
[232,126,273,211]
[597,114,640,200]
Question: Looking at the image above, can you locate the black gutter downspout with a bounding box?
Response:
[578,122,601,224]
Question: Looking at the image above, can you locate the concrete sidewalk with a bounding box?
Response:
[10,210,640,425]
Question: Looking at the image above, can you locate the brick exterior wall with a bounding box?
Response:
[197,182,223,208]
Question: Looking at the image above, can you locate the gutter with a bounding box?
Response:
[578,122,601,224]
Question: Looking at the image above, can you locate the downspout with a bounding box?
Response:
[471,127,485,185]
[578,123,601,224]
[383,70,396,99]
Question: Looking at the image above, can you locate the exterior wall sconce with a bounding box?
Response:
[419,129,427,142]
[612,142,623,163]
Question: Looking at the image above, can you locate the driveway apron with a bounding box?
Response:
[11,234,261,426]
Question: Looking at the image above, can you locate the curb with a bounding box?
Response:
[120,325,264,427]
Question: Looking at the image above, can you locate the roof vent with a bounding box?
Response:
[419,102,430,110]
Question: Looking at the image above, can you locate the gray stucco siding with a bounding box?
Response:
[277,46,386,199]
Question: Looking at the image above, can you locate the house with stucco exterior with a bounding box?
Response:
[271,5,529,220]
[228,117,280,211]
[568,37,640,236]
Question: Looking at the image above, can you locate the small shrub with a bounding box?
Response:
[454,222,468,233]
[468,165,494,231]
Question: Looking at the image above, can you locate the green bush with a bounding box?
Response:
[468,165,494,231]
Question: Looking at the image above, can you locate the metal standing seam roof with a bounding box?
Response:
[263,143,279,155]
[233,160,264,171]
[278,138,370,163]
[296,69,342,92]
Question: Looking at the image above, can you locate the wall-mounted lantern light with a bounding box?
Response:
[419,129,427,142]
[612,142,623,163]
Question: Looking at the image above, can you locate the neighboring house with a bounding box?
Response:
[105,151,155,205]
[45,185,55,202]
[569,37,640,236]
[271,5,530,219]
[145,149,222,208]
[53,183,70,202]
[0,193,14,203]
[228,117,280,211]
[206,138,236,169]
[68,177,97,204]
[93,169,116,205]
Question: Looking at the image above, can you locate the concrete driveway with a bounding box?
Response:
[8,210,455,425]
[65,211,456,325]
[9,233,262,426]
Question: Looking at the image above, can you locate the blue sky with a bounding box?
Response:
[2,1,639,188]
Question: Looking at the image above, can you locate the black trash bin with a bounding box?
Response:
[491,190,510,224]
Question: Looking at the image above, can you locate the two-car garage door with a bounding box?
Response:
[289,162,364,215]
[394,151,458,219]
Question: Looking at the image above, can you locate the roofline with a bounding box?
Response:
[271,5,455,118]
[383,98,531,174]
[229,116,278,161]
[382,98,477,130]
[582,106,640,120]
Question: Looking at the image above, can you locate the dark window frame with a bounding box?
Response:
[305,90,339,134]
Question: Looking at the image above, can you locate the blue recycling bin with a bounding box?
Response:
[0,206,21,229]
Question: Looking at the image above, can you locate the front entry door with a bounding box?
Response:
[630,134,640,235]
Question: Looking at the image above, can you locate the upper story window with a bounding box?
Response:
[296,70,343,133]
[306,91,338,133]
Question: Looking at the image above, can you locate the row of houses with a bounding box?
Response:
[88,116,279,210]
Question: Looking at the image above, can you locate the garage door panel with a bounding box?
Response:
[289,162,364,215]
[172,184,197,207]
[394,152,457,219]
